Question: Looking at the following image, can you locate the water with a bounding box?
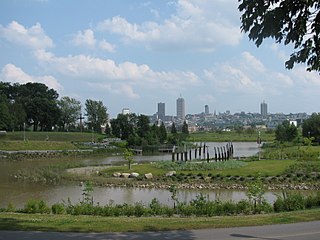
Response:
[0,142,272,208]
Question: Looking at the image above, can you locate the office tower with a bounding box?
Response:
[205,105,209,115]
[260,101,268,117]
[158,102,165,121]
[176,97,185,120]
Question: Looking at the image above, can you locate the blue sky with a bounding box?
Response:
[0,0,319,118]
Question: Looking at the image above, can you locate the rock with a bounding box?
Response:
[112,172,121,177]
[144,173,153,179]
[130,172,140,178]
[121,173,130,178]
[165,171,176,177]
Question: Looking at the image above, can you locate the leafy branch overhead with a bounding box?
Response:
[239,0,320,72]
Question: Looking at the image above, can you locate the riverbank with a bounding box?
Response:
[1,209,319,232]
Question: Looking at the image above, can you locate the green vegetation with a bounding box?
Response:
[0,131,104,142]
[239,0,320,72]
[0,190,320,232]
[0,208,319,232]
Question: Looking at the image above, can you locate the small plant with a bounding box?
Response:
[81,181,94,205]
[124,148,134,170]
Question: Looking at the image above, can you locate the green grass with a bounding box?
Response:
[0,131,106,150]
[0,131,104,142]
[0,209,319,232]
[0,141,78,151]
[100,159,295,177]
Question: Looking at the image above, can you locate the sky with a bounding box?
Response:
[0,0,319,118]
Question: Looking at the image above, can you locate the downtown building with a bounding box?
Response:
[176,97,185,120]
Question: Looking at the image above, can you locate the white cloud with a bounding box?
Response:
[99,40,115,52]
[72,29,96,47]
[71,28,115,52]
[0,21,53,49]
[0,64,62,91]
[34,50,201,94]
[97,0,242,52]
[273,72,294,87]
[242,52,265,73]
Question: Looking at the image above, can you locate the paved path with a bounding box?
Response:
[1,221,320,240]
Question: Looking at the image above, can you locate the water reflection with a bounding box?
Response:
[0,142,272,209]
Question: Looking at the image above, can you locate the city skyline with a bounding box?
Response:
[0,1,319,118]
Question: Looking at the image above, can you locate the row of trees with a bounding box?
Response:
[109,113,189,146]
[0,81,190,146]
[0,82,108,132]
[275,113,320,144]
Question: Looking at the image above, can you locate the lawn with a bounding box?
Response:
[0,209,319,232]
[100,159,295,177]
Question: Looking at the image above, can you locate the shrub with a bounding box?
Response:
[22,199,50,214]
[236,200,252,214]
[51,203,65,214]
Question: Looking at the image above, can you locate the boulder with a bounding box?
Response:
[165,171,176,177]
[130,172,140,178]
[144,173,153,179]
[121,173,130,178]
[112,172,122,177]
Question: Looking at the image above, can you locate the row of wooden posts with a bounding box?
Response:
[171,142,234,162]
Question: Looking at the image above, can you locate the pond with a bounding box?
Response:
[0,142,277,208]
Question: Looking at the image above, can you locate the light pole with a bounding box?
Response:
[23,123,26,142]
[91,127,94,143]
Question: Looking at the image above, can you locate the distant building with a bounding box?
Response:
[122,108,130,115]
[260,101,268,117]
[205,105,209,115]
[157,102,165,121]
[176,97,185,120]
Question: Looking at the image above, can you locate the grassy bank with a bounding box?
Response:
[1,209,319,232]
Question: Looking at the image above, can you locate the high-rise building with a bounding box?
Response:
[260,101,268,117]
[176,97,185,120]
[157,102,165,121]
[205,105,209,115]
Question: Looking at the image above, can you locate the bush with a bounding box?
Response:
[273,193,305,212]
[23,200,50,214]
[51,203,65,214]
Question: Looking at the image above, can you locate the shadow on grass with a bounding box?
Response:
[0,217,197,240]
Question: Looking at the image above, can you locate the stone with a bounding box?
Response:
[165,171,176,177]
[112,172,121,177]
[130,172,140,178]
[144,173,153,179]
[121,173,130,178]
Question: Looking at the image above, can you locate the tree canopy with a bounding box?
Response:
[239,0,320,72]
[275,120,298,143]
[85,99,108,133]
[302,112,320,143]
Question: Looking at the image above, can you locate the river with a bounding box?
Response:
[0,142,277,208]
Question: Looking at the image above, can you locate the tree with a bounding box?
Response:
[8,101,26,131]
[302,113,320,143]
[110,113,136,140]
[57,96,81,131]
[275,120,298,143]
[18,82,60,131]
[182,120,189,135]
[85,99,108,133]
[159,122,167,144]
[136,115,150,138]
[239,0,320,72]
[171,122,177,134]
[124,148,134,170]
[0,94,10,130]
